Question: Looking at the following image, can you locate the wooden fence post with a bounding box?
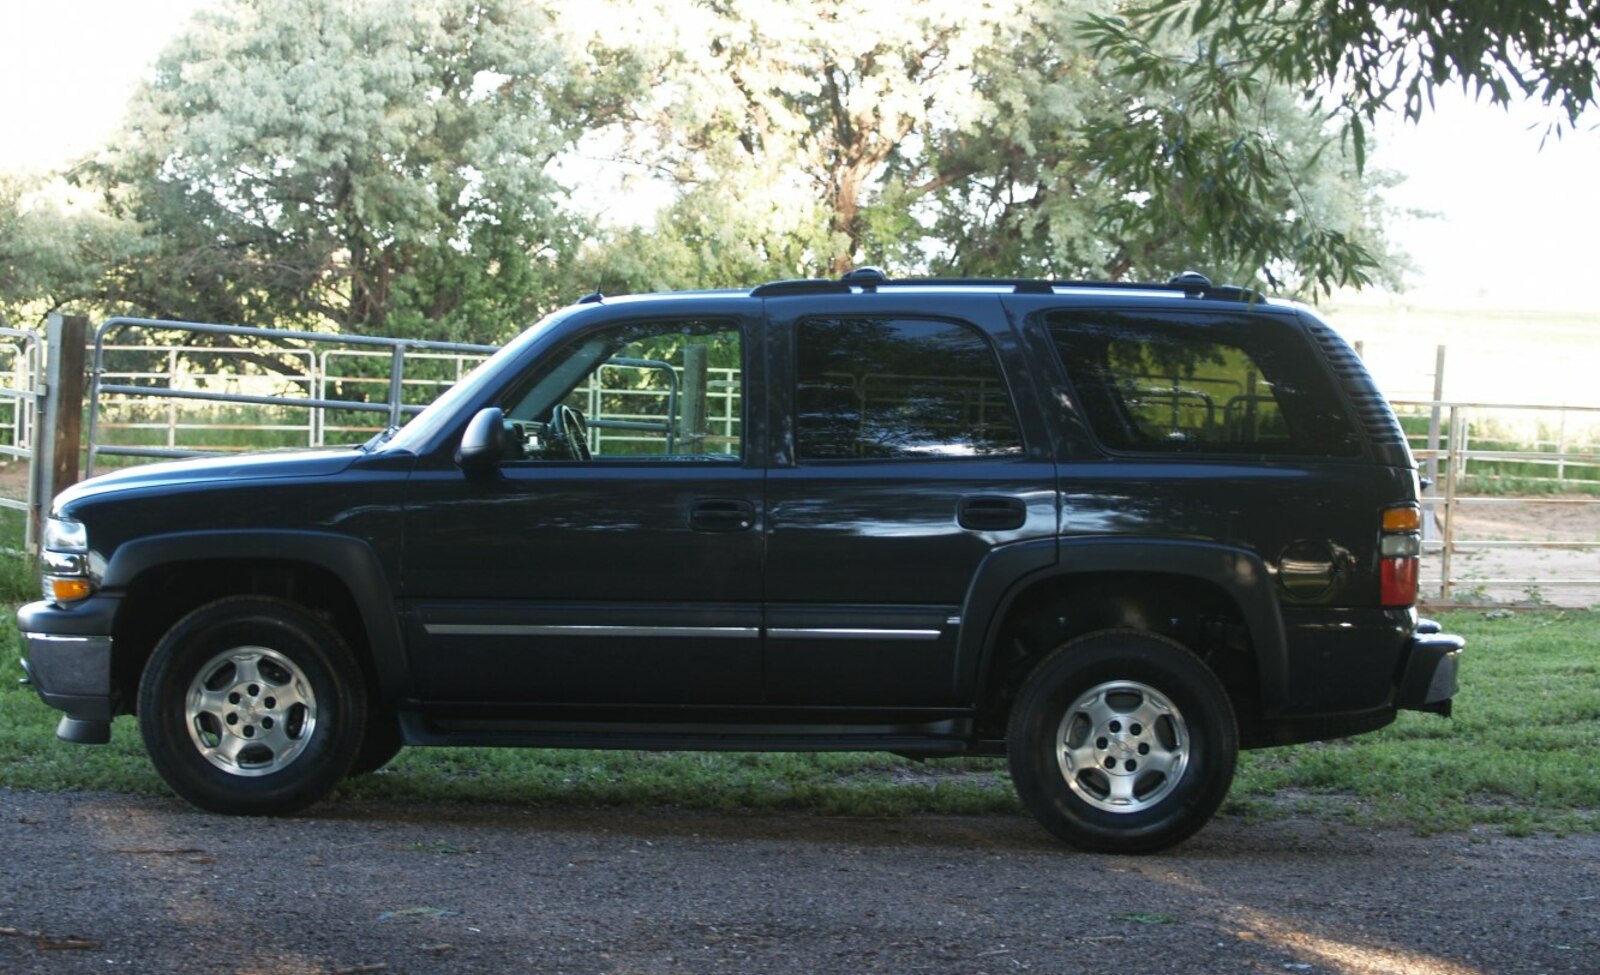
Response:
[681,343,708,454]
[30,313,88,545]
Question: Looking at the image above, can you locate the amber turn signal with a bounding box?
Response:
[47,577,93,603]
[1382,506,1421,532]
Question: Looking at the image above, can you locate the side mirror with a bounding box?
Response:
[456,407,506,473]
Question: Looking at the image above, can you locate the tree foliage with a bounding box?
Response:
[0,175,143,326]
[576,0,998,286]
[917,3,1398,291]
[1084,0,1600,170]
[583,0,1395,296]
[3,0,1431,336]
[88,0,639,343]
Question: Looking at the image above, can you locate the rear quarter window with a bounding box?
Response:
[1048,310,1362,458]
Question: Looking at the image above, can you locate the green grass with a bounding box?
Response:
[0,509,35,602]
[2,596,1596,836]
[1455,475,1600,496]
[1228,610,1600,835]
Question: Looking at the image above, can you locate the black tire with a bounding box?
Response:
[1007,630,1237,854]
[137,597,367,815]
[349,714,403,776]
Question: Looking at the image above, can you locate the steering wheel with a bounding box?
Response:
[550,404,592,461]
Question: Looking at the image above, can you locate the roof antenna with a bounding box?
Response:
[577,273,605,305]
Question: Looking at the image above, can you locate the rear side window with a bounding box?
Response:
[1049,311,1361,457]
[796,317,1023,460]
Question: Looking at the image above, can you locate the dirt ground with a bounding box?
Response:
[1,789,1596,975]
[0,463,26,506]
[1423,495,1600,607]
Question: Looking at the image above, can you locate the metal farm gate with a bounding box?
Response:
[0,325,42,549]
[83,318,495,475]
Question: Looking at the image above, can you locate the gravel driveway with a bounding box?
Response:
[1,790,1594,975]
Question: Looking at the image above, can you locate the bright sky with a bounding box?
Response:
[2,0,1598,314]
[1370,93,1600,312]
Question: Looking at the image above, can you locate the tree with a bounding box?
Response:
[953,2,1401,291]
[90,0,641,344]
[0,174,144,327]
[1083,0,1600,169]
[577,0,1000,283]
[584,0,1398,296]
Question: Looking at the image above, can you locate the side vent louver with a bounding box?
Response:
[1303,320,1407,447]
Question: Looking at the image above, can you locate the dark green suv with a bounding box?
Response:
[18,270,1462,852]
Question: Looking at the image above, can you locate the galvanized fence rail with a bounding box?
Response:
[1397,399,1600,603]
[85,318,495,476]
[0,326,42,549]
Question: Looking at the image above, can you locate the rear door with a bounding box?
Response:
[761,293,1057,707]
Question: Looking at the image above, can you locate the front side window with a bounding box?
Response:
[503,319,742,461]
[1049,311,1361,457]
[795,317,1022,460]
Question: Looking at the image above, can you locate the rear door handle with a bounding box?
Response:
[690,499,756,532]
[957,495,1027,532]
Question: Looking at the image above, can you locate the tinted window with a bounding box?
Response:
[796,318,1022,460]
[1049,312,1361,457]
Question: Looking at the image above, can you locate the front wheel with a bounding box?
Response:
[137,597,367,815]
[1007,630,1237,853]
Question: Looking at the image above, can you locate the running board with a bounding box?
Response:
[397,713,973,755]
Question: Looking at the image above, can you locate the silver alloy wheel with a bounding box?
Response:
[184,646,318,777]
[1055,679,1188,813]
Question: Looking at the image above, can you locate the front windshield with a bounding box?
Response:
[384,308,579,453]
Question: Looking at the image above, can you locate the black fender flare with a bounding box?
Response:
[959,536,1288,714]
[102,530,409,710]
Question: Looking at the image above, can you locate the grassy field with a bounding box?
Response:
[1,584,1595,836]
[1324,296,1600,410]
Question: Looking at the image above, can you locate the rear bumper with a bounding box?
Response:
[1395,619,1463,716]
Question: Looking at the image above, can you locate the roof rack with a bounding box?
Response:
[749,270,1257,301]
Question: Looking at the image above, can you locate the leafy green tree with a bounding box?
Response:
[578,0,998,284]
[935,2,1401,291]
[1083,0,1600,168]
[91,0,640,343]
[584,0,1399,297]
[0,174,144,327]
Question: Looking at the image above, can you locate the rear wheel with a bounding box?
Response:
[137,597,366,815]
[1007,630,1237,853]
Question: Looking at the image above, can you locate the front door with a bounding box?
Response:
[402,313,764,713]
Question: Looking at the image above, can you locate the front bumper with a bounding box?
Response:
[1395,617,1463,716]
[15,597,119,742]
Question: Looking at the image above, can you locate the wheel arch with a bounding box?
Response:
[962,537,1288,735]
[103,531,407,715]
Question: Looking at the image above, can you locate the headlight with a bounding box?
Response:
[43,517,88,552]
[42,517,93,606]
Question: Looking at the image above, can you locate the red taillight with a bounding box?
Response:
[1380,503,1421,607]
[1380,556,1418,607]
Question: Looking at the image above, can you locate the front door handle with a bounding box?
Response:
[957,495,1027,531]
[690,499,756,532]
